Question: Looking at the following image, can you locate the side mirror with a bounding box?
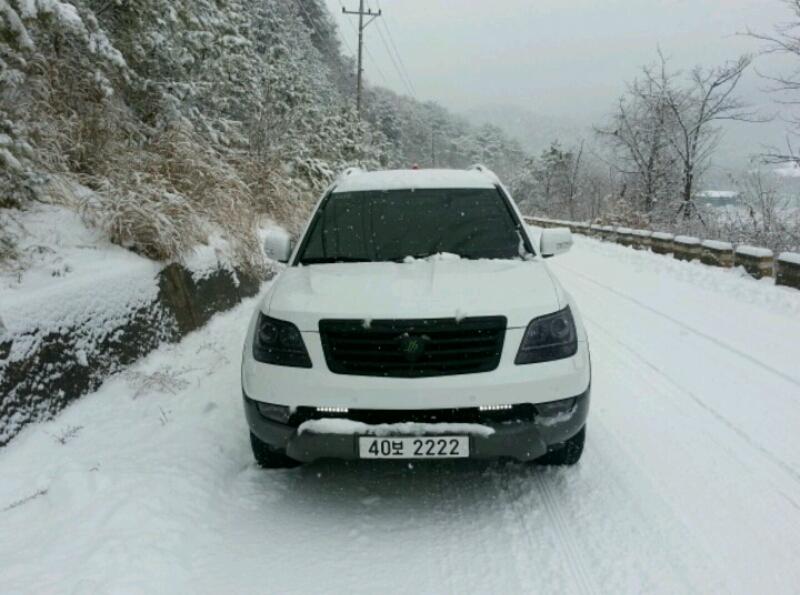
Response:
[540,227,573,258]
[263,228,292,263]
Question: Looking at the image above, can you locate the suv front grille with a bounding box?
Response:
[318,316,507,378]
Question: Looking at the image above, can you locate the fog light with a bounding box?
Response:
[316,406,349,414]
[479,404,513,412]
[256,402,292,424]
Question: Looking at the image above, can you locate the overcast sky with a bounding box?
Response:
[326,0,800,169]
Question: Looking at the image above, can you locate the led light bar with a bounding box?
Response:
[316,406,349,414]
[479,404,513,412]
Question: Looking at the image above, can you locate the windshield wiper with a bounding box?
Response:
[299,256,373,265]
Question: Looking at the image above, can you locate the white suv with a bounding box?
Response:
[241,167,591,468]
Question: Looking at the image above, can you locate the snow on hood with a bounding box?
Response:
[265,259,561,330]
[401,252,462,263]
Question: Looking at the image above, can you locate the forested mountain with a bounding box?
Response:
[0,0,526,270]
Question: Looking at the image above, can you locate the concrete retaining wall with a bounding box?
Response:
[700,240,734,268]
[0,264,265,446]
[650,232,675,256]
[525,216,800,291]
[673,236,702,262]
[734,246,774,279]
[777,253,800,288]
[630,230,652,250]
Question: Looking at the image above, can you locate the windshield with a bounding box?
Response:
[297,188,530,264]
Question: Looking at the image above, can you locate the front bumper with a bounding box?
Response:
[243,387,590,463]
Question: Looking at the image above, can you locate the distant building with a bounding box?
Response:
[695,190,740,207]
[774,164,800,178]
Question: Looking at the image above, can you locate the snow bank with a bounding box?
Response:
[183,230,245,283]
[736,245,774,258]
[778,252,800,265]
[0,205,162,361]
[651,232,675,240]
[0,204,265,445]
[298,418,496,438]
[702,240,734,251]
[674,235,701,246]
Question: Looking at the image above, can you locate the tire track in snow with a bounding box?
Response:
[585,415,730,593]
[554,263,800,390]
[556,263,800,490]
[426,464,526,594]
[577,324,800,590]
[559,265,800,488]
[587,313,800,491]
[490,438,711,593]
[533,470,599,595]
[550,257,800,590]
[490,469,562,591]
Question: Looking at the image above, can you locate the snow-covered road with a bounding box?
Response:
[2,237,800,594]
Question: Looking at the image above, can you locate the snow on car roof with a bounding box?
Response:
[333,169,497,193]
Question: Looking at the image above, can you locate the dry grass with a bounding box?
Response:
[78,185,205,261]
[24,65,275,271]
[0,211,23,272]
[3,30,325,273]
[124,367,190,399]
[234,155,316,235]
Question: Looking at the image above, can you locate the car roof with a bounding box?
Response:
[332,169,497,194]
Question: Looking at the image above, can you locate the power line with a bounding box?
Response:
[336,20,356,57]
[372,2,434,165]
[379,20,415,97]
[362,37,390,86]
[370,3,416,98]
[375,0,418,98]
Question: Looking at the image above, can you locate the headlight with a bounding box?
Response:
[253,314,312,368]
[515,306,578,364]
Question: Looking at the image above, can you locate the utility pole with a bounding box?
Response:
[342,0,381,118]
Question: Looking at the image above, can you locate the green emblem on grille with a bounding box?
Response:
[398,334,428,361]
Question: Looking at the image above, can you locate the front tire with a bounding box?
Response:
[536,426,585,466]
[250,432,301,469]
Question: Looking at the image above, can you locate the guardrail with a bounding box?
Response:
[525,216,800,291]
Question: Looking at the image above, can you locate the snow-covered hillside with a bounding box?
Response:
[0,0,526,273]
[2,237,799,594]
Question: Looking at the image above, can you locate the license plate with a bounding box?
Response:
[359,436,469,459]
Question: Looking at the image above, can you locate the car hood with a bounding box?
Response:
[265,259,562,331]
